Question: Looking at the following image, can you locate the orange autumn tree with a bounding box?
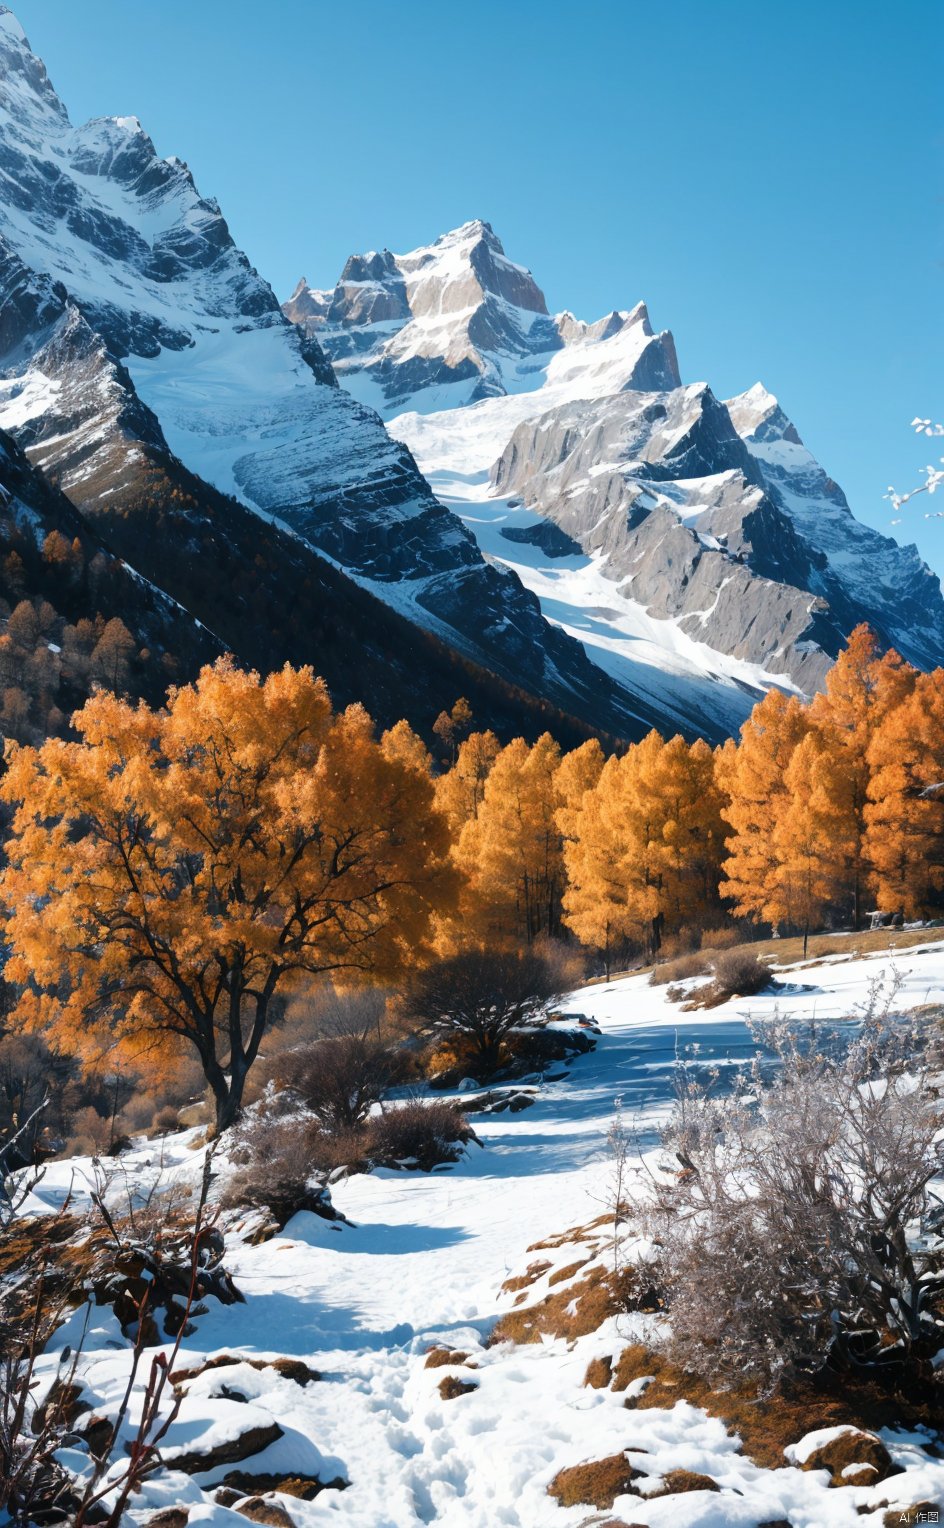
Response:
[455,732,564,943]
[866,669,944,916]
[720,688,812,925]
[433,729,500,837]
[0,659,456,1131]
[563,732,726,967]
[808,624,915,927]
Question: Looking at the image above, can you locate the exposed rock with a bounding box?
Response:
[161,1405,283,1475]
[882,1505,943,1528]
[220,1471,346,1500]
[146,1512,190,1528]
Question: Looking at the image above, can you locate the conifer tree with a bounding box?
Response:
[456,732,563,942]
[555,737,605,844]
[809,624,915,926]
[434,729,500,835]
[865,670,944,915]
[720,689,812,924]
[771,731,838,954]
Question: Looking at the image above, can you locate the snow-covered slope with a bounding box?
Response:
[289,223,944,725]
[0,10,658,741]
[18,938,944,1525]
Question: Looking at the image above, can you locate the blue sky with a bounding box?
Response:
[14,0,944,575]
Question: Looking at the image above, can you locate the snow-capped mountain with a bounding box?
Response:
[0,10,656,742]
[289,224,944,733]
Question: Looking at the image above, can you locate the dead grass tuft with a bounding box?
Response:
[548,1453,643,1509]
[490,1264,651,1346]
[438,1375,477,1400]
[610,1344,943,1471]
[655,1469,720,1494]
[423,1347,473,1369]
[583,1355,613,1389]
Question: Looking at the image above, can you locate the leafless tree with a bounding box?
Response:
[408,945,567,1073]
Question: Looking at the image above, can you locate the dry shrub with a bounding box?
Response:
[710,947,771,996]
[408,944,568,1076]
[648,951,709,987]
[365,1098,472,1170]
[222,1111,328,1226]
[699,926,741,951]
[678,947,773,1007]
[275,1031,395,1131]
[643,996,944,1393]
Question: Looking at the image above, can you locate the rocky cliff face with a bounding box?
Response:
[0,9,648,743]
[286,221,567,413]
[288,221,944,724]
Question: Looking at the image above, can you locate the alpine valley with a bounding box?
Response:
[0,6,941,748]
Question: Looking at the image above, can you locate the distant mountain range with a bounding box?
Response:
[0,6,940,749]
[285,220,944,738]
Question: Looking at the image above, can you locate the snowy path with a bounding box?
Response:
[23,942,944,1527]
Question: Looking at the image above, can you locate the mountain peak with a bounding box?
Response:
[726,383,803,446]
[0,6,67,121]
[0,6,27,42]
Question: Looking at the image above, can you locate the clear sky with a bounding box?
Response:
[12,0,944,575]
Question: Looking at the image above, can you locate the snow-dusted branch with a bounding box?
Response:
[886,418,944,520]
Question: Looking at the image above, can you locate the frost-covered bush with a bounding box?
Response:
[365,1098,473,1170]
[222,1109,329,1225]
[709,948,770,998]
[644,989,944,1392]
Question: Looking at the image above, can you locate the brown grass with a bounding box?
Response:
[423,1347,473,1369]
[490,1264,651,1346]
[501,1260,551,1292]
[548,1453,643,1509]
[656,1469,720,1494]
[438,1375,477,1400]
[590,926,943,988]
[583,1355,613,1389]
[548,1258,589,1286]
[610,1345,944,1470]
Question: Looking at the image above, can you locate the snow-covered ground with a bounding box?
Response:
[17,940,944,1527]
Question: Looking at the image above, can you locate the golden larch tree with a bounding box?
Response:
[771,730,840,953]
[721,688,812,924]
[0,659,456,1130]
[433,729,500,837]
[555,737,605,844]
[456,732,563,943]
[809,624,916,926]
[865,669,944,916]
